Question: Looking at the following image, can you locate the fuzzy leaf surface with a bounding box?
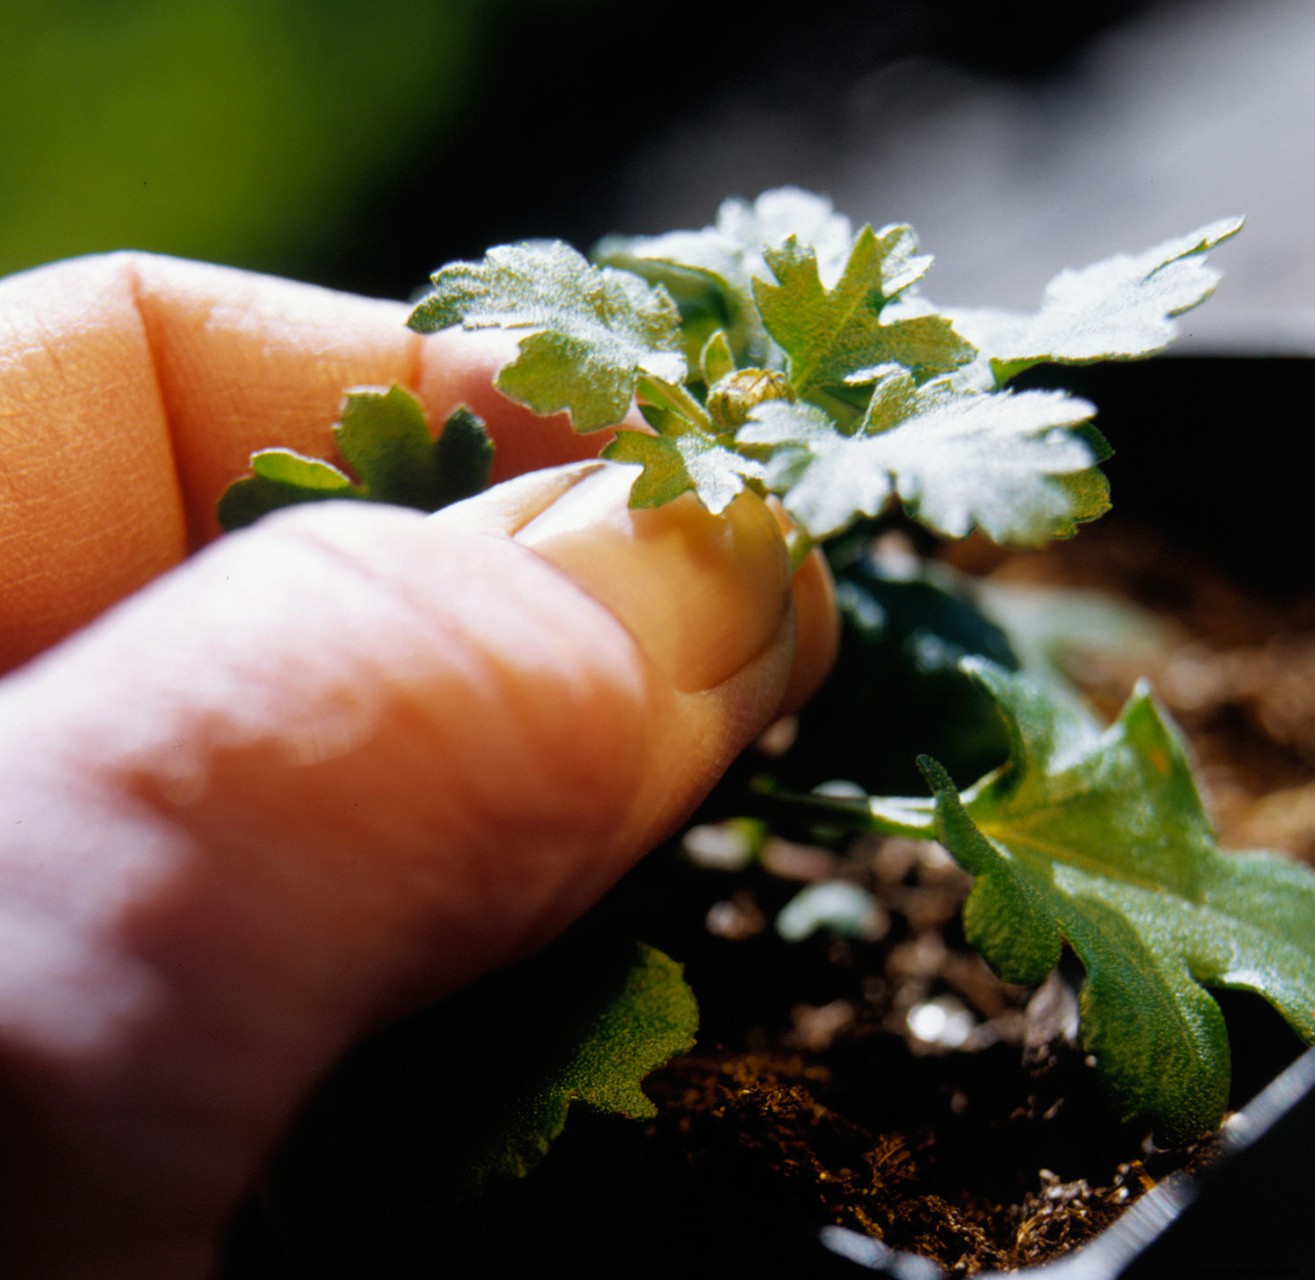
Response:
[409,241,685,431]
[595,187,855,365]
[605,417,765,514]
[260,933,699,1252]
[739,369,1107,544]
[457,938,698,1190]
[922,661,1315,1141]
[952,218,1244,383]
[753,227,972,391]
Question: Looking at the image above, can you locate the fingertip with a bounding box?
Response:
[760,500,839,715]
[781,547,840,714]
[442,462,840,720]
[513,467,794,696]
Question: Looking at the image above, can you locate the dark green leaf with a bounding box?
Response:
[216,448,359,530]
[216,385,492,531]
[260,931,698,1262]
[779,550,1020,795]
[429,404,495,508]
[436,936,699,1194]
[335,384,492,510]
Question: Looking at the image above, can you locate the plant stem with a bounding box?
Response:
[751,777,937,840]
[636,375,712,431]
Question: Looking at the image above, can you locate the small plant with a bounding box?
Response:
[222,190,1314,1186]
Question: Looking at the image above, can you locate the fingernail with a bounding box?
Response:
[514,465,792,693]
[430,460,606,536]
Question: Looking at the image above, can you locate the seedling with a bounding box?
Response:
[222,189,1314,1178]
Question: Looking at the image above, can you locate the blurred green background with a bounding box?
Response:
[0,0,606,294]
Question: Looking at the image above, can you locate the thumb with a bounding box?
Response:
[0,461,834,1278]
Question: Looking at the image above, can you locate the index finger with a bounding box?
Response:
[0,252,604,673]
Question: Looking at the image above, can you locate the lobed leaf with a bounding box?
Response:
[426,405,497,508]
[753,226,973,392]
[921,661,1315,1142]
[335,384,492,510]
[739,368,1107,545]
[738,397,894,539]
[409,240,685,431]
[217,448,358,530]
[455,939,699,1190]
[952,218,1245,383]
[217,385,492,531]
[260,932,699,1246]
[595,187,855,366]
[605,419,765,515]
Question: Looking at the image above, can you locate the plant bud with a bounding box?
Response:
[706,368,795,429]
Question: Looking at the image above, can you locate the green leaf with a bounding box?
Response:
[428,404,497,508]
[699,329,736,385]
[445,936,699,1191]
[216,448,360,530]
[776,549,1022,796]
[739,368,1107,545]
[336,385,492,510]
[260,931,699,1257]
[738,397,892,538]
[951,218,1244,383]
[605,421,765,514]
[409,240,686,431]
[335,383,433,500]
[922,661,1315,1142]
[594,187,856,366]
[216,385,492,531]
[753,225,973,392]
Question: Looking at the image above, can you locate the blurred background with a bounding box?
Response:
[3,0,1311,349]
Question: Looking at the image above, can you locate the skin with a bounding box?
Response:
[0,252,838,1278]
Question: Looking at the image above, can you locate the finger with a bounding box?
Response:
[0,255,188,672]
[0,253,610,673]
[764,498,839,714]
[460,465,838,715]
[126,255,610,541]
[0,463,829,1277]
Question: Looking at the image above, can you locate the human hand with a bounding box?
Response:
[0,253,837,1277]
